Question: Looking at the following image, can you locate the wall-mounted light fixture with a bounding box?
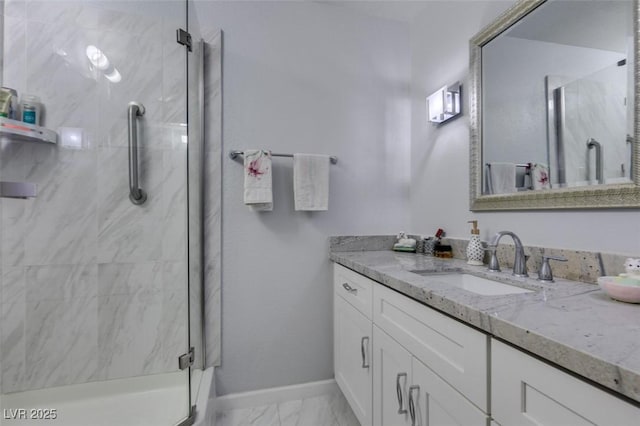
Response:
[427,82,461,125]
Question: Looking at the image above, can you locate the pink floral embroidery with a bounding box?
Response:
[247,159,264,177]
[538,170,549,185]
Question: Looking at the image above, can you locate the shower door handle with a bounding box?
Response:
[128,101,147,205]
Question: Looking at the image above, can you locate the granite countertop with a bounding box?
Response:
[330,249,640,404]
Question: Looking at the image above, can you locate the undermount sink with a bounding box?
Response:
[411,271,534,296]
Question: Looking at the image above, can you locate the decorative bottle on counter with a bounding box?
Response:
[466,220,484,265]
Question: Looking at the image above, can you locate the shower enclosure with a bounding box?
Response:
[548,61,632,187]
[0,1,206,425]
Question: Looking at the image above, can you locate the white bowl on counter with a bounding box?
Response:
[597,276,640,304]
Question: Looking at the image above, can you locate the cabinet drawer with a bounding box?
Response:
[373,283,488,412]
[334,264,374,319]
[492,339,640,426]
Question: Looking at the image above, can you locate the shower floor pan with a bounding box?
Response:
[0,369,211,426]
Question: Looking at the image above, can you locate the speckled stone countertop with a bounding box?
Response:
[330,250,640,404]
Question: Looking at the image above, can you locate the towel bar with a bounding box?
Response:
[229,150,338,165]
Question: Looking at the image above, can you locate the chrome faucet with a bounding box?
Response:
[486,231,528,277]
[538,254,568,283]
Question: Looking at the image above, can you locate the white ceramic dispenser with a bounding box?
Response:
[466,220,484,265]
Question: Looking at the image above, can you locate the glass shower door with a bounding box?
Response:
[0,1,195,425]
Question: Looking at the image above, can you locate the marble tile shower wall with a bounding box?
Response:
[0,1,190,393]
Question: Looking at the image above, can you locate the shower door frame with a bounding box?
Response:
[177,0,206,423]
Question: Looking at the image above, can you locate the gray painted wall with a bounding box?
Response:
[193,1,411,395]
[195,0,640,397]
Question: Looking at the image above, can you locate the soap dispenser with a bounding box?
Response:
[466,220,484,265]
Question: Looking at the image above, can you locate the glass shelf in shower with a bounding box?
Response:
[0,117,57,144]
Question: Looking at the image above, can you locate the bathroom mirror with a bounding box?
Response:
[469,0,640,210]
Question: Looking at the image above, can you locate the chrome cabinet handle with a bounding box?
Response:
[128,101,147,205]
[342,283,357,295]
[360,336,369,368]
[409,385,419,426]
[396,372,407,414]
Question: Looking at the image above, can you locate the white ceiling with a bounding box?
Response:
[506,0,632,53]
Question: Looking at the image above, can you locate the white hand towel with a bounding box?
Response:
[532,163,551,190]
[488,162,516,194]
[244,150,273,211]
[293,154,330,211]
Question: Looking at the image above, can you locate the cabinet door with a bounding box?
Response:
[492,339,640,426]
[411,358,488,426]
[335,295,373,426]
[373,326,412,426]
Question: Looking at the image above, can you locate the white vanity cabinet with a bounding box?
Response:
[333,263,640,426]
[334,265,374,426]
[491,340,640,426]
[334,263,488,426]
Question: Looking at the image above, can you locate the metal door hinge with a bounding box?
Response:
[176,28,193,51]
[178,347,195,370]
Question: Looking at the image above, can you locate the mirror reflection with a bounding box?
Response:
[482,0,633,194]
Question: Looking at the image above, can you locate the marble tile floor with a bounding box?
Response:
[214,388,360,426]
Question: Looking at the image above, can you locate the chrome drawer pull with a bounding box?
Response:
[409,385,420,426]
[361,336,370,368]
[342,283,357,295]
[396,372,407,414]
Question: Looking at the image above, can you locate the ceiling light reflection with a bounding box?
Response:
[86,45,121,84]
[86,45,110,70]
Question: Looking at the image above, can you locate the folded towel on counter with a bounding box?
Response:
[532,163,551,190]
[244,149,273,211]
[293,153,330,211]
[487,162,516,194]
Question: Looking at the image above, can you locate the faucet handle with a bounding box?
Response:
[483,245,500,272]
[538,255,568,283]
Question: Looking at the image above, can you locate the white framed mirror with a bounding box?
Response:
[469,0,640,210]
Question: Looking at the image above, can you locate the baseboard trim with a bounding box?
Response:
[215,379,338,412]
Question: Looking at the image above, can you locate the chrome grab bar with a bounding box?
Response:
[128,102,147,205]
[587,138,604,185]
[361,336,370,368]
[627,134,634,179]
[396,372,407,414]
